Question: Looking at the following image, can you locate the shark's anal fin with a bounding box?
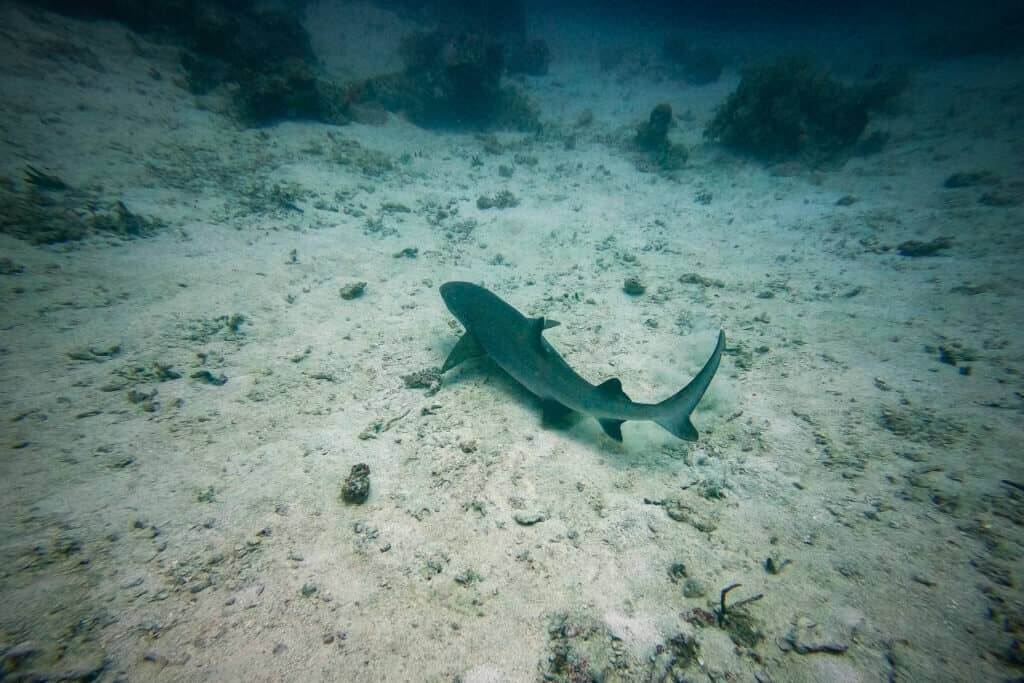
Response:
[598,418,625,442]
[441,332,485,373]
[541,398,574,425]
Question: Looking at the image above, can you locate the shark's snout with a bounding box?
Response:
[439,281,476,318]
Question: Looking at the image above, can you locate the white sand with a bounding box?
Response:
[1,2,1022,681]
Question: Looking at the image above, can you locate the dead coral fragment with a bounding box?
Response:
[0,182,165,245]
[402,367,441,395]
[339,281,367,300]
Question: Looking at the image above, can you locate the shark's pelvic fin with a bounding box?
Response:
[541,398,574,425]
[598,418,625,441]
[441,332,485,373]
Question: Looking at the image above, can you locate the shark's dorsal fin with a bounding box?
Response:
[529,317,549,348]
[441,332,485,373]
[598,418,625,441]
[596,377,630,402]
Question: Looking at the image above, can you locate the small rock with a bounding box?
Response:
[339,281,367,300]
[682,578,706,598]
[668,562,688,582]
[623,276,646,296]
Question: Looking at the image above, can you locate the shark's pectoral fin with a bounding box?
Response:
[441,332,485,373]
[541,398,574,425]
[543,319,561,329]
[596,377,630,402]
[598,418,625,442]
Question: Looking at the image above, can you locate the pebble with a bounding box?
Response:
[682,578,706,598]
[513,511,545,526]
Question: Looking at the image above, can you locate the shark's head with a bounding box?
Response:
[439,281,483,324]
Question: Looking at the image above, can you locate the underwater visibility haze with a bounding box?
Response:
[0,0,1022,680]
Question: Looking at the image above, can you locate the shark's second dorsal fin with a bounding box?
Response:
[596,377,630,402]
[441,332,484,373]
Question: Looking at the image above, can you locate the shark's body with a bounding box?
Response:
[439,281,724,441]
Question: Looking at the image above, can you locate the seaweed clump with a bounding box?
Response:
[705,57,907,163]
[361,30,539,131]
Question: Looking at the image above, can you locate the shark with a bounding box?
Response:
[439,281,725,442]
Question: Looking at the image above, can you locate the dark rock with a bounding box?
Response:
[634,103,688,171]
[191,370,228,386]
[897,237,952,257]
[944,170,1000,188]
[341,463,371,504]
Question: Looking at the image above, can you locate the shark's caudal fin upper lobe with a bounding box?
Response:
[653,330,725,441]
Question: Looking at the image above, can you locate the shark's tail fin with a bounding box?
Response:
[653,330,725,441]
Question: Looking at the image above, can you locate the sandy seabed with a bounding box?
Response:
[1,3,1022,681]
